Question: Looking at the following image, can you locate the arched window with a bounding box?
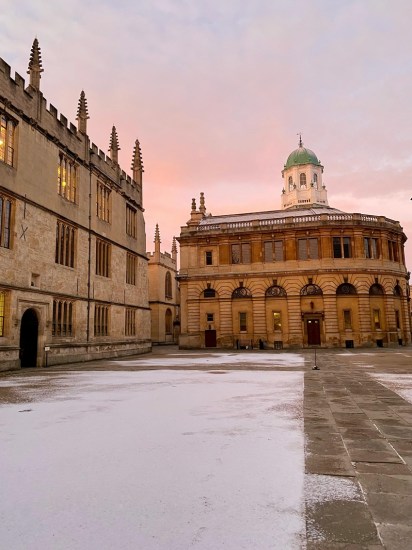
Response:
[165,271,172,298]
[165,309,172,334]
[203,288,216,298]
[300,173,306,188]
[232,287,252,299]
[394,285,402,297]
[301,283,323,296]
[313,173,318,188]
[265,285,287,297]
[336,283,357,295]
[288,176,293,191]
[369,283,384,295]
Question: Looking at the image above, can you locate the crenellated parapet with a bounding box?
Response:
[0,44,143,209]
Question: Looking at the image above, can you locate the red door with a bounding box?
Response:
[205,330,217,348]
[307,319,321,345]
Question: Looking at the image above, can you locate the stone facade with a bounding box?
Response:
[178,144,411,350]
[147,226,180,344]
[0,40,151,371]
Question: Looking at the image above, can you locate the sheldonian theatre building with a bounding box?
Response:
[177,139,411,350]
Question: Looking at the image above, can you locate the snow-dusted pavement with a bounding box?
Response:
[0,367,305,550]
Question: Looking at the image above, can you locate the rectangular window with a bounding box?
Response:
[96,239,110,277]
[373,309,381,330]
[55,221,76,267]
[0,112,16,167]
[343,309,352,330]
[205,251,213,265]
[0,291,5,336]
[126,252,137,285]
[388,240,399,262]
[206,313,214,322]
[57,154,77,203]
[231,243,251,264]
[395,310,401,330]
[364,237,379,259]
[97,181,111,222]
[273,311,282,331]
[298,238,319,260]
[0,193,12,249]
[239,312,247,332]
[264,241,284,262]
[125,308,136,336]
[52,299,73,337]
[126,204,137,238]
[333,236,352,258]
[94,304,109,336]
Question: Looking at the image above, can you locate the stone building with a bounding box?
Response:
[178,141,411,349]
[0,39,151,371]
[147,225,180,344]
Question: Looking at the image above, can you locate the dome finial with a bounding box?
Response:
[297,132,303,148]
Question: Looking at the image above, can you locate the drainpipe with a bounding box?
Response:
[86,153,93,342]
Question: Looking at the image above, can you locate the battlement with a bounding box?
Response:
[0,54,142,208]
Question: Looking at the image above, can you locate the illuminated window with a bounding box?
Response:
[239,312,247,332]
[55,221,76,268]
[52,300,73,337]
[126,204,137,238]
[0,291,5,336]
[373,309,381,330]
[97,181,111,222]
[343,309,352,329]
[94,304,109,336]
[273,312,282,331]
[0,112,16,167]
[57,154,77,203]
[0,193,12,249]
[126,253,137,285]
[125,308,136,336]
[96,239,110,277]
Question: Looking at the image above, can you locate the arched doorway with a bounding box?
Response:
[20,308,39,368]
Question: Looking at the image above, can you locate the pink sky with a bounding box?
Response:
[3,0,412,265]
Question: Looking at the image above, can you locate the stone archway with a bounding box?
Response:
[19,308,39,368]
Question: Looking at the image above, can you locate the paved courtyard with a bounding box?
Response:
[1,347,412,549]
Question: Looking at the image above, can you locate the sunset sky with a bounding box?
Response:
[3,0,412,264]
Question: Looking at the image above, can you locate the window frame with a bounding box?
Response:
[231,242,251,264]
[239,312,247,332]
[96,238,110,277]
[273,311,282,331]
[57,153,77,203]
[205,250,213,265]
[94,304,109,336]
[96,181,111,223]
[125,307,136,336]
[126,204,137,238]
[297,237,319,260]
[55,220,76,268]
[0,112,16,167]
[52,299,74,337]
[0,193,12,249]
[126,252,137,285]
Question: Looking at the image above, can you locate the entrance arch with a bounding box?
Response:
[20,308,39,368]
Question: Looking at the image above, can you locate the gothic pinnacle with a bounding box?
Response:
[27,38,44,90]
[131,138,144,173]
[76,90,89,134]
[108,125,120,164]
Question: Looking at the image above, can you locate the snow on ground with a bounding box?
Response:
[0,369,304,550]
[370,373,412,403]
[113,352,305,369]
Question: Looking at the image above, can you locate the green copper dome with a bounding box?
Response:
[284,143,321,169]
